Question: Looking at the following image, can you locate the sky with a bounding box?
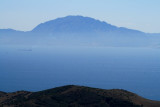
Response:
[0,0,160,33]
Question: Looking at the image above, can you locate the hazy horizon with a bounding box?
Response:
[1,0,160,33]
[1,0,160,103]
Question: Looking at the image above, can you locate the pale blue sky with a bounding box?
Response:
[0,0,160,33]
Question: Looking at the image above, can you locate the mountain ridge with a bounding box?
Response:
[0,15,151,34]
[0,15,160,47]
[32,15,118,33]
[0,85,160,107]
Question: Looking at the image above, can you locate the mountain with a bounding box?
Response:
[0,29,18,33]
[0,29,24,36]
[0,85,160,107]
[0,15,160,47]
[0,16,145,35]
[31,15,143,34]
[32,15,116,33]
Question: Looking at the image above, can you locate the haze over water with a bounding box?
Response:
[0,45,160,100]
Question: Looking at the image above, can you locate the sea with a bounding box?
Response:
[0,45,160,100]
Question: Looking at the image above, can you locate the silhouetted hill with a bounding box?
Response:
[0,29,24,36]
[0,16,160,47]
[32,15,143,34]
[32,16,116,33]
[0,85,160,107]
[0,29,17,33]
[0,16,146,35]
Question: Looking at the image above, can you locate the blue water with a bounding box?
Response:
[0,45,160,100]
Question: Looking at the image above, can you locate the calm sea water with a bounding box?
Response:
[0,45,160,100]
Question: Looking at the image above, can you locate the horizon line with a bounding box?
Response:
[0,15,159,34]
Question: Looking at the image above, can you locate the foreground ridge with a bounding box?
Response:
[0,85,160,107]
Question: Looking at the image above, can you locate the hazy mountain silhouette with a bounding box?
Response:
[31,15,143,34]
[0,29,18,33]
[0,15,147,35]
[0,29,24,36]
[0,85,160,107]
[0,15,160,47]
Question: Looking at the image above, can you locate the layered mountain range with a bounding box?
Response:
[0,16,160,47]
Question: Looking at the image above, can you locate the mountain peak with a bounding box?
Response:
[32,15,117,33]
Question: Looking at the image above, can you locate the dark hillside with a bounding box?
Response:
[0,85,160,107]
